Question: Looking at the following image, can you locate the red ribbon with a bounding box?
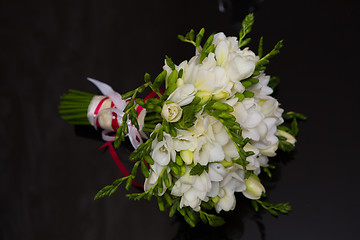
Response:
[95,91,164,189]
[94,96,109,129]
[99,141,142,188]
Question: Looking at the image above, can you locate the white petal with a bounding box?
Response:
[209,142,225,162]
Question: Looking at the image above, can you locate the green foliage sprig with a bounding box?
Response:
[277,112,307,152]
[252,199,292,216]
[204,101,253,172]
[178,28,215,64]
[238,13,255,48]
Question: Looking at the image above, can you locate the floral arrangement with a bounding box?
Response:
[59,14,305,227]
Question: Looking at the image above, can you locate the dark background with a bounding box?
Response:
[2,0,360,239]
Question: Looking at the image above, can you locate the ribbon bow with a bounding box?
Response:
[87,78,144,149]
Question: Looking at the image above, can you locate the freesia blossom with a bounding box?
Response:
[144,162,172,196]
[171,166,211,211]
[248,73,273,97]
[242,175,265,200]
[173,115,227,166]
[161,102,183,122]
[167,84,196,106]
[151,132,176,166]
[213,32,258,81]
[278,129,296,145]
[214,165,246,213]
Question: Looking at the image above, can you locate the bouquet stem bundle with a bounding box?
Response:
[59,89,94,125]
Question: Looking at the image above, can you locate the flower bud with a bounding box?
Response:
[176,78,184,87]
[243,175,265,200]
[195,90,212,105]
[212,91,229,100]
[212,196,220,204]
[219,160,233,167]
[180,150,193,165]
[278,130,296,145]
[161,102,182,122]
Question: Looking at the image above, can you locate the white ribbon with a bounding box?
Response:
[87,77,144,149]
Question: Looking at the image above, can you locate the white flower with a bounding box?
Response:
[167,84,196,106]
[151,133,176,166]
[172,129,197,152]
[194,136,224,166]
[214,166,246,213]
[212,32,258,82]
[248,73,273,97]
[242,175,265,200]
[173,115,227,166]
[161,102,183,122]
[278,129,296,145]
[171,166,211,211]
[144,162,172,196]
[227,97,283,155]
[215,187,237,212]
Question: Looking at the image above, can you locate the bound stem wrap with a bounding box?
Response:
[86,78,146,149]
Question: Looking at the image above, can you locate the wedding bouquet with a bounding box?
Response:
[59,14,305,227]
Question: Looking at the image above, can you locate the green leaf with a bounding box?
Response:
[184,215,196,227]
[144,73,151,83]
[153,70,167,89]
[199,211,208,224]
[144,155,154,165]
[130,161,140,177]
[241,80,252,88]
[94,176,131,200]
[262,167,272,178]
[169,200,178,217]
[140,160,149,178]
[282,112,307,121]
[174,105,197,130]
[186,29,195,41]
[256,40,284,65]
[121,90,135,100]
[238,37,251,48]
[157,196,165,211]
[125,176,133,190]
[162,172,170,188]
[256,58,269,66]
[190,163,207,176]
[201,201,214,210]
[239,13,255,48]
[243,90,254,98]
[210,102,233,111]
[252,200,259,212]
[268,76,280,90]
[186,208,197,223]
[275,202,292,214]
[258,36,264,58]
[164,192,173,206]
[256,200,292,216]
[291,118,299,136]
[199,44,215,63]
[206,213,226,227]
[178,68,184,78]
[203,33,214,51]
[177,34,185,41]
[165,55,175,70]
[235,93,245,102]
[278,138,295,152]
[195,28,205,47]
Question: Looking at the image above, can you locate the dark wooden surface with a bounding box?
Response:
[2,0,359,239]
